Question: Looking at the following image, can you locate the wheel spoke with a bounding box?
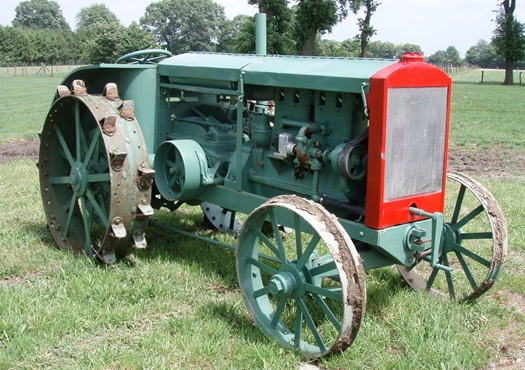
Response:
[310,260,337,278]
[296,233,321,270]
[294,304,303,349]
[268,209,287,263]
[451,184,466,224]
[270,297,287,329]
[50,176,71,185]
[453,243,491,267]
[85,189,109,227]
[451,204,484,232]
[252,286,271,299]
[80,197,93,258]
[96,193,108,221]
[460,232,492,240]
[294,213,303,259]
[304,283,343,302]
[251,224,281,260]
[87,173,111,183]
[63,192,77,236]
[426,266,439,291]
[83,129,101,166]
[312,293,342,332]
[53,124,75,166]
[442,254,455,299]
[245,256,279,276]
[75,100,82,160]
[455,250,479,291]
[297,297,326,353]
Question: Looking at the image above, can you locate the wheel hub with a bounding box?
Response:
[442,223,459,254]
[269,264,306,298]
[70,162,88,196]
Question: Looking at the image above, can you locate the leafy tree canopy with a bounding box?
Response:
[76,3,120,31]
[428,46,462,66]
[140,0,226,55]
[247,0,295,54]
[12,0,70,31]
[465,39,504,68]
[82,21,158,64]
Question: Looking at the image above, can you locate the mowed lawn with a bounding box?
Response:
[0,68,524,369]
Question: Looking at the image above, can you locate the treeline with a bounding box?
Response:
[1,0,519,70]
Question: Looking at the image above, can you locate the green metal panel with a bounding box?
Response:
[57,64,159,152]
[158,52,398,93]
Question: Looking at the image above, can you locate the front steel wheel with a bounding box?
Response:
[236,195,366,358]
[398,171,508,301]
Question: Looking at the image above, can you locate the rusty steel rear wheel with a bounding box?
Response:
[397,171,508,301]
[236,195,366,358]
[38,81,155,263]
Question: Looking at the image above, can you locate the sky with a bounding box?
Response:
[1,0,525,57]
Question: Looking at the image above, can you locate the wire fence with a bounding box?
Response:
[0,62,83,77]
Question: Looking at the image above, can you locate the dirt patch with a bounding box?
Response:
[0,138,39,164]
[448,143,525,180]
[2,139,524,181]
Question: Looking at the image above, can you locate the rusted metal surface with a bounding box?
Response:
[38,81,154,263]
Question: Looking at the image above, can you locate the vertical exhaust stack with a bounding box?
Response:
[255,13,267,56]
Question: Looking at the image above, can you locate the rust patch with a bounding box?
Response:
[120,100,135,120]
[103,83,120,101]
[100,115,117,136]
[71,80,87,95]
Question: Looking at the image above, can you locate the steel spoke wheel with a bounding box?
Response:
[39,82,154,263]
[115,49,172,64]
[237,195,366,358]
[398,171,508,301]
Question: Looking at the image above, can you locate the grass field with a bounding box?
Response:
[0,68,524,369]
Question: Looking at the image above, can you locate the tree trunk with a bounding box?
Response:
[503,59,514,85]
[300,28,317,56]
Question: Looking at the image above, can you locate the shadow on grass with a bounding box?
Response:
[134,206,239,282]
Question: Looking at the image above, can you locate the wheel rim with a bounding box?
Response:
[237,195,366,358]
[115,49,172,64]
[39,84,154,262]
[398,171,508,301]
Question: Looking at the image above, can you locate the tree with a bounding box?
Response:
[353,0,380,57]
[12,0,70,31]
[368,40,396,58]
[315,38,360,57]
[293,0,340,55]
[428,46,462,66]
[140,0,226,55]
[491,0,525,85]
[217,15,253,53]
[247,0,295,54]
[0,26,28,65]
[81,22,158,64]
[76,4,119,31]
[396,43,423,57]
[465,39,503,68]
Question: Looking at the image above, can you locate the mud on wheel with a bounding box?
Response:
[38,81,155,263]
[398,171,508,301]
[236,195,366,358]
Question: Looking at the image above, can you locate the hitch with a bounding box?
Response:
[409,207,452,273]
